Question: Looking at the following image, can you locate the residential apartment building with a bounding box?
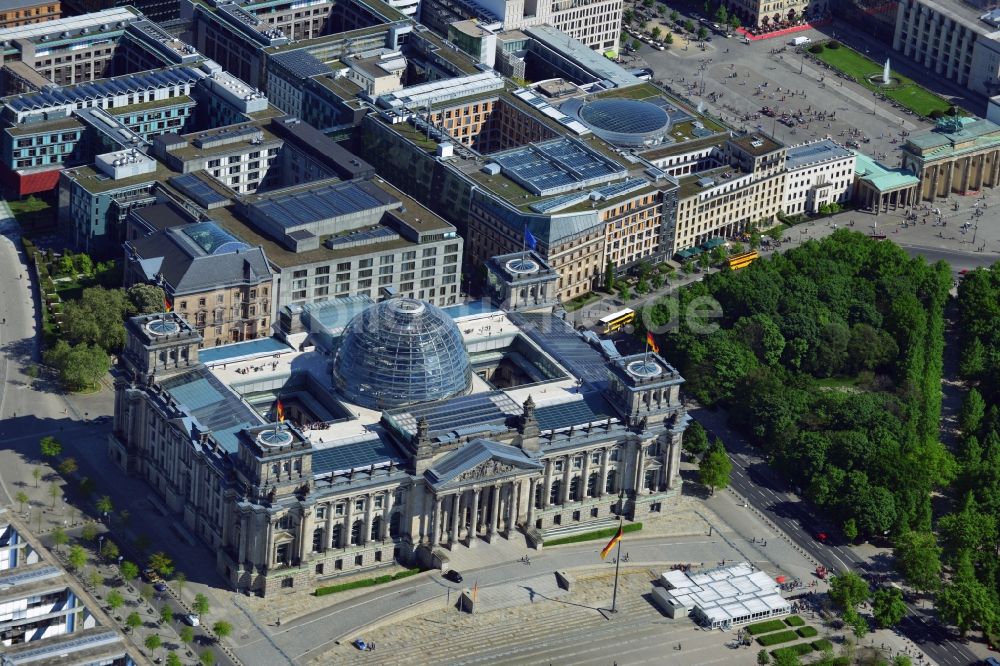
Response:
[782,138,856,215]
[671,134,787,254]
[0,509,133,664]
[0,0,60,29]
[893,0,1000,96]
[125,205,277,347]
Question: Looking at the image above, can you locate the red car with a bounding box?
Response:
[815,532,828,543]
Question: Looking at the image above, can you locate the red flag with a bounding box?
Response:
[646,331,659,354]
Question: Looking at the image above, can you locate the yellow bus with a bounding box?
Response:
[597,308,635,335]
[726,250,759,271]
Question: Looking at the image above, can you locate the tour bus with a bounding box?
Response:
[726,250,760,271]
[597,308,636,335]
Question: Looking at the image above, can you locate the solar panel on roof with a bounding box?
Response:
[535,393,613,431]
[312,437,404,475]
[169,174,230,208]
[510,312,610,387]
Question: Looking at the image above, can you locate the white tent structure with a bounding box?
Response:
[655,562,791,629]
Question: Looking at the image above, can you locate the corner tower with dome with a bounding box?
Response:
[110,273,689,596]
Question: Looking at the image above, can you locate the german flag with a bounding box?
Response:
[646,331,659,354]
[276,399,285,422]
[164,296,173,312]
[600,524,623,560]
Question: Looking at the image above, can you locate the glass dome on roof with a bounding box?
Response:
[332,298,472,410]
[182,221,250,255]
[574,99,671,148]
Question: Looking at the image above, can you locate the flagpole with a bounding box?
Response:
[611,513,624,613]
[644,332,650,364]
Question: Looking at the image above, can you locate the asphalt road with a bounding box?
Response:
[691,408,979,666]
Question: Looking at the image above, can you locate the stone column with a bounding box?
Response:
[449,493,460,547]
[238,513,249,563]
[343,497,353,548]
[581,451,592,499]
[467,487,480,548]
[599,449,610,498]
[324,505,333,552]
[430,495,441,547]
[561,458,571,504]
[634,445,646,494]
[488,484,501,541]
[382,491,394,541]
[362,495,373,545]
[264,519,275,568]
[297,509,312,561]
[504,481,516,536]
[542,460,553,507]
[526,477,538,527]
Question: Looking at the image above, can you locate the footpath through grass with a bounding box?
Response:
[809,42,954,117]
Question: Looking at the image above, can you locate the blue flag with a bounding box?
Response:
[525,227,537,250]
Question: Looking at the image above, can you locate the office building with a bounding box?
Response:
[0,0,60,30]
[110,283,689,594]
[782,138,856,215]
[725,0,822,28]
[893,0,1000,96]
[0,509,134,664]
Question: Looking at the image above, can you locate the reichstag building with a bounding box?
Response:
[110,251,689,595]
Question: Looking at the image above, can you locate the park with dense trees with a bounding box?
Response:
[642,231,953,540]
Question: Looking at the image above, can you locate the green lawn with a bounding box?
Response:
[810,43,954,117]
[563,291,601,312]
[544,522,642,547]
[8,196,56,232]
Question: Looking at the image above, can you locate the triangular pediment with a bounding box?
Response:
[425,439,542,489]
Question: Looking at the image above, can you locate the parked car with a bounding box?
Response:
[153,581,167,592]
[184,614,200,627]
[443,570,463,583]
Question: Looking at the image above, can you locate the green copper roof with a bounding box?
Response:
[853,150,919,192]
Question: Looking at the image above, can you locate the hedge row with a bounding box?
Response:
[797,626,818,638]
[756,630,798,647]
[784,615,805,627]
[771,643,815,659]
[812,639,834,651]
[314,568,420,596]
[746,619,787,635]
[544,522,642,547]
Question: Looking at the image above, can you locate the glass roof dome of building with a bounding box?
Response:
[332,298,473,410]
[572,98,672,148]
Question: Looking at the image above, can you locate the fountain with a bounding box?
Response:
[883,58,891,85]
[866,57,900,88]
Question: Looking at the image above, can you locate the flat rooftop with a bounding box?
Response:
[524,25,639,88]
[661,562,790,626]
[730,132,784,157]
[785,138,854,170]
[489,137,626,196]
[0,7,137,43]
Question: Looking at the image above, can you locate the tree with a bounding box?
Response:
[81,522,98,542]
[15,490,28,512]
[893,531,942,593]
[126,283,167,315]
[213,620,233,639]
[140,584,154,603]
[126,612,142,632]
[936,553,996,636]
[698,252,711,269]
[729,14,741,30]
[67,544,87,571]
[683,421,710,456]
[32,466,41,487]
[200,650,216,666]
[871,586,908,628]
[96,495,113,517]
[843,606,869,639]
[670,9,679,21]
[179,626,195,644]
[684,18,695,32]
[651,26,662,40]
[193,593,210,618]
[617,283,631,301]
[59,287,131,352]
[85,568,103,590]
[773,650,801,666]
[175,572,187,598]
[58,457,78,477]
[715,5,728,24]
[39,435,61,458]
[699,439,732,494]
[604,260,616,292]
[148,551,174,577]
[167,653,183,666]
[160,604,174,624]
[960,388,986,436]
[43,340,110,391]
[48,483,60,508]
[101,540,119,562]
[893,656,912,666]
[697,26,709,40]
[631,39,641,52]
[51,526,68,552]
[72,253,94,276]
[665,32,674,46]
[757,649,771,665]
[144,634,162,657]
[107,589,125,612]
[828,571,870,610]
[120,560,139,581]
[841,518,858,542]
